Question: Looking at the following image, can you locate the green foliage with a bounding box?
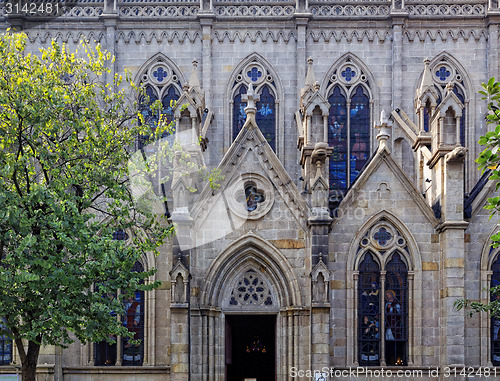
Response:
[455,78,500,318]
[476,78,500,247]
[455,286,500,318]
[0,30,172,361]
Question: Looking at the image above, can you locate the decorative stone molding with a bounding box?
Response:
[214,4,295,17]
[170,257,190,306]
[227,269,274,307]
[226,172,275,220]
[213,30,297,44]
[406,3,485,16]
[310,4,390,16]
[116,30,202,45]
[311,254,330,305]
[118,4,199,17]
[358,221,409,253]
[26,31,105,44]
[308,29,390,43]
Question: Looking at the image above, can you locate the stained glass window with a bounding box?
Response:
[138,85,179,151]
[0,320,12,366]
[256,85,276,151]
[244,184,265,212]
[423,100,430,133]
[162,86,180,135]
[328,85,370,194]
[374,228,392,246]
[491,255,500,365]
[358,237,410,368]
[384,253,408,366]
[95,236,145,366]
[328,86,348,192]
[350,86,370,185]
[233,86,247,142]
[358,253,380,366]
[122,261,145,366]
[232,85,276,151]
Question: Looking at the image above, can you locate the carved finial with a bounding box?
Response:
[189,59,201,90]
[242,84,260,117]
[446,81,454,95]
[380,109,388,124]
[305,57,316,87]
[375,109,392,148]
[318,252,324,263]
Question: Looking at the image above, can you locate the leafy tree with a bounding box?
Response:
[455,78,500,319]
[0,31,175,380]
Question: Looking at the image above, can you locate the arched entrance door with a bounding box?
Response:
[196,235,304,381]
[225,315,276,381]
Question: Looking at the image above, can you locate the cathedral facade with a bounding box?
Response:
[2,0,500,379]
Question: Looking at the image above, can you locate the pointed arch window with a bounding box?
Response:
[94,260,146,366]
[137,60,183,152]
[356,222,410,366]
[95,231,146,367]
[385,253,408,365]
[0,319,12,365]
[122,261,145,366]
[231,61,277,151]
[491,255,500,364]
[139,85,180,151]
[358,253,381,365]
[327,61,371,194]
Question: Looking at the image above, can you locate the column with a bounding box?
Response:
[199,15,214,109]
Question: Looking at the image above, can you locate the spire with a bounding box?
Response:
[419,58,434,95]
[189,59,200,90]
[305,57,316,87]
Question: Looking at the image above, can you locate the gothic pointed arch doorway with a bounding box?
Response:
[225,314,276,381]
[194,234,303,381]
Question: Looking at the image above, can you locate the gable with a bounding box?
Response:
[336,146,438,228]
[189,120,309,247]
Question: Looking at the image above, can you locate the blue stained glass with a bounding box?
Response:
[233,86,247,142]
[374,227,392,246]
[328,86,348,192]
[161,85,180,137]
[247,67,262,82]
[385,253,408,365]
[245,185,265,211]
[153,67,168,82]
[350,86,370,184]
[435,67,451,81]
[139,85,159,127]
[452,86,466,146]
[256,85,276,151]
[358,253,380,366]
[341,67,357,82]
[0,320,11,366]
[491,255,500,365]
[423,103,430,132]
[138,85,179,151]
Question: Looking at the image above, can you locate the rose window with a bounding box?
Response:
[229,270,273,306]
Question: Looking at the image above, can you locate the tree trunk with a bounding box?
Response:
[21,359,37,381]
[15,339,41,381]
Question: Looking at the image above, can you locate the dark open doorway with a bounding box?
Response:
[225,315,276,381]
